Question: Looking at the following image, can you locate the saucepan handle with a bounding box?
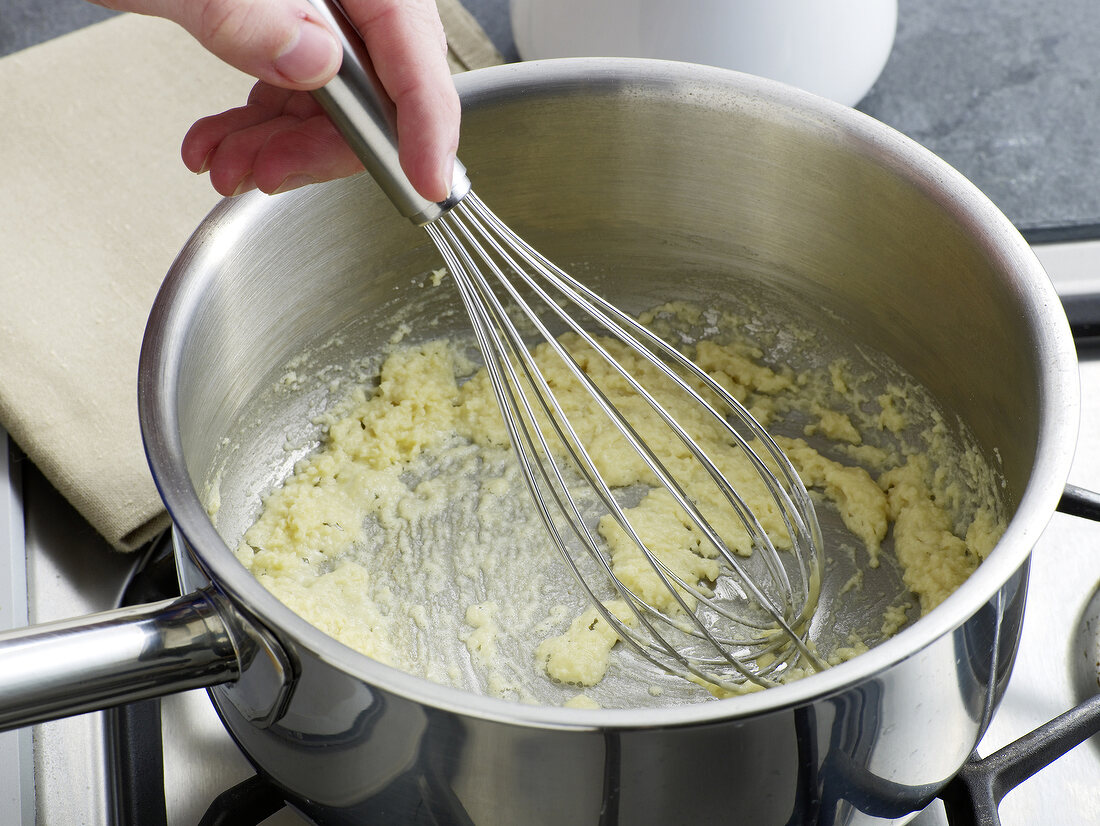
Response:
[1057,483,1100,521]
[1061,292,1100,350]
[0,589,242,732]
[1058,294,1100,521]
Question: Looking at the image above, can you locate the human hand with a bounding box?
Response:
[91,0,460,201]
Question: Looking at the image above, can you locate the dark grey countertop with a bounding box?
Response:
[7,0,1099,240]
[859,0,1100,241]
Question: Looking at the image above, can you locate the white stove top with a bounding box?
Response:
[2,240,1098,825]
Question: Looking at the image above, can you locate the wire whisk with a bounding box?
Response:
[305,0,827,690]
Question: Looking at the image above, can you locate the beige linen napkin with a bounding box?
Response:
[0,4,502,551]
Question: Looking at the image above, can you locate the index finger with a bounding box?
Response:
[338,0,461,203]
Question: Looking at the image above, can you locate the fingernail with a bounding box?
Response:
[437,157,456,202]
[232,175,257,197]
[196,150,213,175]
[271,174,318,195]
[274,19,341,86]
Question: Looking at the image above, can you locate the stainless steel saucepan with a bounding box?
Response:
[0,59,1093,824]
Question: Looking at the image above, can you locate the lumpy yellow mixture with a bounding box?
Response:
[232,299,1005,706]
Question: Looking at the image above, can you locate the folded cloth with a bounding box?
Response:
[0,4,502,551]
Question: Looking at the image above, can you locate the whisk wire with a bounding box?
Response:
[461,197,822,608]
[448,206,801,618]
[428,192,826,686]
[428,218,717,683]
[457,198,824,636]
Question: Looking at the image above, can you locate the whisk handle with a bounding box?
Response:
[304,0,471,225]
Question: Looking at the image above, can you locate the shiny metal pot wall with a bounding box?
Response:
[0,59,1079,825]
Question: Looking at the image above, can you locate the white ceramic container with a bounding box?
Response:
[509,0,898,106]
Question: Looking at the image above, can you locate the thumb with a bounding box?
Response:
[99,0,343,89]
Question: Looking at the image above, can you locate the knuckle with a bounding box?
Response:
[193,0,252,50]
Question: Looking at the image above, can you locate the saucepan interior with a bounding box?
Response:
[150,58,1075,719]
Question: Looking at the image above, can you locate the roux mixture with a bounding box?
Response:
[230,297,1005,708]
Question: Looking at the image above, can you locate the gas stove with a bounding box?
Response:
[1,239,1098,826]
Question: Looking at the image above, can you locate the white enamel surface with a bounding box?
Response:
[510,0,898,106]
